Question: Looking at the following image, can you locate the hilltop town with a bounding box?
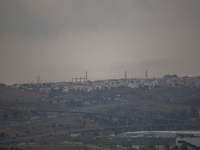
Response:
[10,74,200,93]
[1,74,200,150]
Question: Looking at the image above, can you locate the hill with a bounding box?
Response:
[1,86,200,149]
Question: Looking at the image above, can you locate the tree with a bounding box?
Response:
[1,132,6,137]
[178,110,188,120]
[83,145,88,150]
[0,83,6,87]
[0,147,8,150]
[165,143,170,150]
[147,144,156,150]
[173,145,179,150]
[83,120,86,127]
[121,140,132,149]
[101,138,116,149]
[180,144,188,150]
[139,146,146,150]
[3,113,8,120]
[189,107,199,118]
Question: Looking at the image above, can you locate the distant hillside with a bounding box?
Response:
[0,87,45,115]
[0,86,42,102]
[1,86,200,147]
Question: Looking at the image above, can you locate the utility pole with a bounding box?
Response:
[145,70,148,80]
[125,71,127,80]
[37,76,40,84]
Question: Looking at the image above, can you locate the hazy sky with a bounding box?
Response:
[0,0,200,84]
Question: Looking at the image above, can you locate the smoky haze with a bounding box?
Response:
[0,0,200,84]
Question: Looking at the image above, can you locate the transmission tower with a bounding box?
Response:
[85,71,88,82]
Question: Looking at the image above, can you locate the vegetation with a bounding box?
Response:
[121,140,132,149]
[180,144,188,150]
[0,86,200,149]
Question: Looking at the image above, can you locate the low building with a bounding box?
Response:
[111,131,200,149]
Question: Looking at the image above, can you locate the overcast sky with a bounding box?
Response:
[0,0,200,84]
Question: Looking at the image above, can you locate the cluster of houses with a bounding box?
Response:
[112,131,200,149]
[10,74,200,93]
